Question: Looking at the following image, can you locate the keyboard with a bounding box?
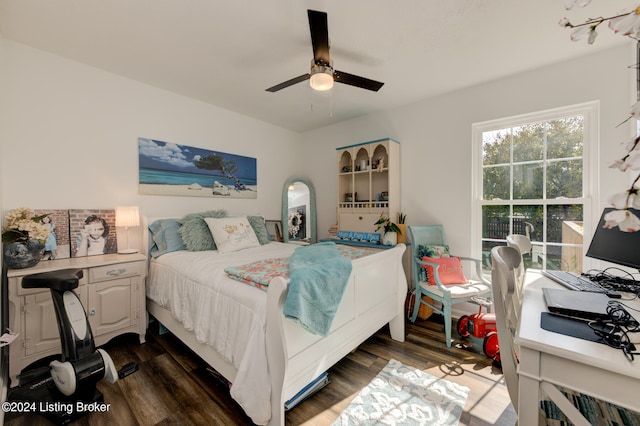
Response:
[542,270,621,298]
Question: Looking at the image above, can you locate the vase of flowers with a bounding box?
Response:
[2,208,51,269]
[374,214,402,246]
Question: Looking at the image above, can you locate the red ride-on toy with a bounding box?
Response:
[456,296,500,363]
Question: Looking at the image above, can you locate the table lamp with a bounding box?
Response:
[115,206,140,254]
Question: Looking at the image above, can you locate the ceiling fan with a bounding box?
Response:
[265,10,384,93]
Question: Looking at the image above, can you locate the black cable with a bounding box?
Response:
[582,268,640,294]
[589,301,640,361]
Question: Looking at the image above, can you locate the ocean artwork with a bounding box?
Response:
[138,138,257,198]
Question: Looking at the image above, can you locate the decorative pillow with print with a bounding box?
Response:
[417,244,450,282]
[205,216,261,253]
[421,256,468,285]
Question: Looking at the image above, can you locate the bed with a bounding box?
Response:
[143,215,407,425]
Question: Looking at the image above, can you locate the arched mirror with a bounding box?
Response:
[282,177,317,244]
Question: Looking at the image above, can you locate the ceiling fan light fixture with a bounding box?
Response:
[310,64,334,91]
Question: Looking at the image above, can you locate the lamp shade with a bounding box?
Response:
[309,72,334,91]
[115,206,140,228]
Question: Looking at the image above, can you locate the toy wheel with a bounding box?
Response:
[457,316,470,337]
[492,351,502,368]
[483,332,500,358]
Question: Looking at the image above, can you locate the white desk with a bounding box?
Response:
[517,270,640,425]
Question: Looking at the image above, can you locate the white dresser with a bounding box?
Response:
[6,253,146,386]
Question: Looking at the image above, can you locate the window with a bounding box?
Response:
[472,102,599,273]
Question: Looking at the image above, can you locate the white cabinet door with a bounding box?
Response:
[338,213,382,233]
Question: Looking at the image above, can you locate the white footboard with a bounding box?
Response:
[265,243,407,426]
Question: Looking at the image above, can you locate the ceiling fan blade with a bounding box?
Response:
[308,10,330,65]
[334,70,384,92]
[265,74,311,92]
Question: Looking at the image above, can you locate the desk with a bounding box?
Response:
[517,270,640,425]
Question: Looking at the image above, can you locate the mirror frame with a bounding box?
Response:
[282,177,317,243]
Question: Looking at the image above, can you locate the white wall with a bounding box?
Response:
[303,43,634,262]
[0,40,302,250]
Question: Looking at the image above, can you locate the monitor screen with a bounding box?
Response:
[586,208,640,270]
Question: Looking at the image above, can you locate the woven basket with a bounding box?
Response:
[406,292,434,320]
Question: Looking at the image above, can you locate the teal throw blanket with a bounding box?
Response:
[284,242,353,336]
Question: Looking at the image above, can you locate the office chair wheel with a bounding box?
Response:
[457,315,471,337]
[483,332,500,359]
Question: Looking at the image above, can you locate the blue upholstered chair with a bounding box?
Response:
[408,225,492,347]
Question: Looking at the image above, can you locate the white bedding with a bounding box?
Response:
[147,242,298,425]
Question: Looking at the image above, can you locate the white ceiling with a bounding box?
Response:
[0,0,635,132]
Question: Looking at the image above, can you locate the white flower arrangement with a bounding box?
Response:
[560,1,640,231]
[2,208,51,244]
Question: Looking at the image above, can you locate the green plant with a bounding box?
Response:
[374,214,402,235]
[397,212,406,224]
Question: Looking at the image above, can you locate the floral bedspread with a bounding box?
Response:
[224,244,380,290]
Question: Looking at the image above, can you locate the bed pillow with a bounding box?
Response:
[205,216,261,253]
[421,256,468,285]
[178,209,227,251]
[247,215,270,245]
[148,218,186,258]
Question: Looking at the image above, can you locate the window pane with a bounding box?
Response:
[513,163,543,199]
[547,159,583,199]
[513,123,543,162]
[546,205,583,243]
[513,205,543,242]
[483,166,509,200]
[482,205,510,239]
[482,129,510,166]
[547,116,583,160]
[481,240,503,273]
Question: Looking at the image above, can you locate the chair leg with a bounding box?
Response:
[443,303,452,348]
[410,290,421,323]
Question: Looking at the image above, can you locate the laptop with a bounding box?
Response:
[542,287,611,321]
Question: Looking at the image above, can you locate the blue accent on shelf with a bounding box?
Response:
[320,238,392,249]
[336,137,400,150]
[336,230,381,243]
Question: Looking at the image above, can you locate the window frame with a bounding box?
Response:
[471,101,600,270]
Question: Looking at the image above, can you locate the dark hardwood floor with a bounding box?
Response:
[5,315,517,425]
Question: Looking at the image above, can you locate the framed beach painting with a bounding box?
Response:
[34,209,71,260]
[69,209,118,257]
[138,138,257,198]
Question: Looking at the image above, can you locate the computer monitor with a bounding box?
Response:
[586,208,640,271]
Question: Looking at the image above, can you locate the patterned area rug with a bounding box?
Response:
[332,359,469,425]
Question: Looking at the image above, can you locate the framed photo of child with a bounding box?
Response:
[69,209,118,257]
[34,209,71,260]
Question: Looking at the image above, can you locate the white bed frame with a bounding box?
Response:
[143,217,407,425]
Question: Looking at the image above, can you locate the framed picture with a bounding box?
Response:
[34,209,71,260]
[69,209,117,257]
[138,137,257,198]
[265,220,283,242]
[288,206,306,240]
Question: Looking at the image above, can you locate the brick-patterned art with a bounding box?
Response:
[34,209,71,260]
[69,209,117,257]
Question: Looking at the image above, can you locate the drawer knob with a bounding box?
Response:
[358,216,363,220]
[106,268,126,276]
[90,310,96,316]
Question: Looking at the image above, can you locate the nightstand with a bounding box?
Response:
[6,253,146,386]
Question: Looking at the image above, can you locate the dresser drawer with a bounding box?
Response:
[339,213,381,233]
[89,261,143,283]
